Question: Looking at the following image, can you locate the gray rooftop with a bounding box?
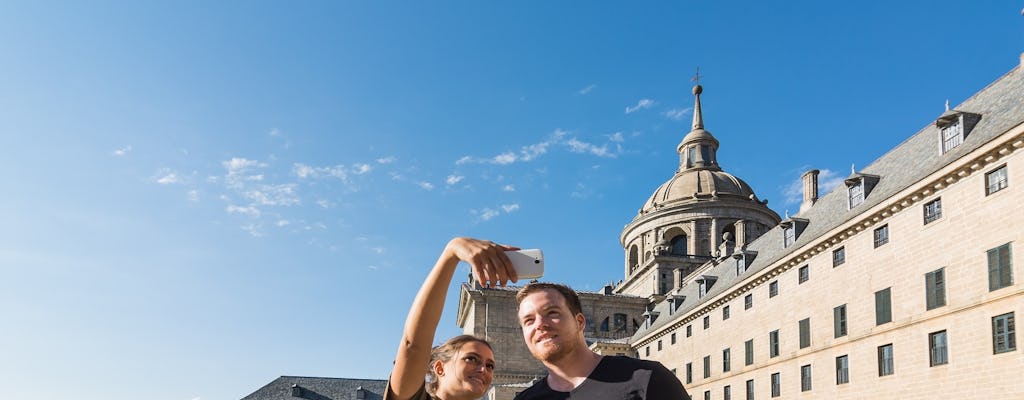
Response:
[633,61,1024,340]
[241,376,388,400]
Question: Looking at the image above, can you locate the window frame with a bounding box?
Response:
[834,304,847,338]
[985,164,1008,195]
[929,330,948,366]
[987,243,1013,292]
[875,287,892,325]
[848,180,865,209]
[769,280,779,298]
[832,247,845,267]
[745,339,754,366]
[744,294,753,310]
[800,364,812,392]
[723,348,731,372]
[798,265,809,284]
[992,312,1016,354]
[873,225,889,248]
[836,355,849,384]
[770,372,780,398]
[877,344,894,376]
[923,198,942,224]
[925,268,946,310]
[769,330,780,358]
[799,318,811,349]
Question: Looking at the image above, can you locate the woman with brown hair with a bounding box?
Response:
[387,237,519,400]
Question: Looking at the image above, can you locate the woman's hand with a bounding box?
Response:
[444,237,520,287]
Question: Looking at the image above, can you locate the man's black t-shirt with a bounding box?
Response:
[513,356,690,400]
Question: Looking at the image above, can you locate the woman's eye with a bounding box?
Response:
[485,363,495,371]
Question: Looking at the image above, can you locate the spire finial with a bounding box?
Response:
[690,67,704,130]
[851,163,856,175]
[945,99,950,111]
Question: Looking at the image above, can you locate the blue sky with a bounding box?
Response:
[0,2,1021,400]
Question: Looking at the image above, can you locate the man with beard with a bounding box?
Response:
[514,282,690,400]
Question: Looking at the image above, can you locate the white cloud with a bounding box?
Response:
[417,181,435,190]
[371,246,385,254]
[502,184,515,192]
[316,199,332,208]
[607,132,624,142]
[269,128,282,136]
[156,172,180,185]
[293,163,317,179]
[446,175,464,185]
[782,168,845,206]
[455,156,474,165]
[187,190,199,203]
[226,205,261,218]
[276,220,290,227]
[241,223,263,237]
[493,152,517,165]
[243,184,300,206]
[578,84,596,95]
[112,145,132,156]
[480,208,500,221]
[663,107,692,120]
[625,99,655,114]
[566,138,614,158]
[376,156,396,164]
[352,163,372,174]
[501,203,520,213]
[224,158,265,176]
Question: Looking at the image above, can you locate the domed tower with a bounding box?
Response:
[617,84,780,299]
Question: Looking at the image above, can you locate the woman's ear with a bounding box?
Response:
[433,359,446,377]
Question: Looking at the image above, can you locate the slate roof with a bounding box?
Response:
[241,376,388,400]
[632,62,1024,341]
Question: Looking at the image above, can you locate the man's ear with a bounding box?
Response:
[575,312,586,332]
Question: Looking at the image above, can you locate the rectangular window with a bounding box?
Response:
[770,372,780,397]
[769,330,780,358]
[836,355,849,384]
[834,304,847,338]
[988,243,1013,291]
[925,268,946,310]
[744,294,753,310]
[877,344,894,376]
[686,362,693,384]
[924,198,942,224]
[724,385,731,400]
[671,332,677,345]
[929,330,948,366]
[873,225,889,248]
[704,355,711,379]
[736,257,747,275]
[799,318,811,349]
[769,280,778,298]
[746,379,754,400]
[745,339,754,365]
[723,305,730,320]
[784,226,795,248]
[704,315,711,330]
[704,391,711,400]
[941,119,963,153]
[798,265,809,284]
[800,364,812,392]
[986,165,1008,195]
[658,340,663,351]
[875,288,892,325]
[992,312,1017,354]
[848,182,864,208]
[687,324,692,337]
[723,348,731,372]
[645,346,650,357]
[832,247,845,267]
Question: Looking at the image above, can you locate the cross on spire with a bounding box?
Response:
[691,66,702,85]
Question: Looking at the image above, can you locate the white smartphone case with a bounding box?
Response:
[506,249,544,280]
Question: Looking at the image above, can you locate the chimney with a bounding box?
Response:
[800,169,820,213]
[291,384,303,398]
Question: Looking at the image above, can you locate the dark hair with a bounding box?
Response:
[425,335,492,397]
[515,282,583,316]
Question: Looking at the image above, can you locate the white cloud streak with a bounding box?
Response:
[112,145,132,156]
[578,84,596,95]
[663,107,692,121]
[625,99,655,114]
[446,175,464,185]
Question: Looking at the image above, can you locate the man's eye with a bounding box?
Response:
[485,363,495,371]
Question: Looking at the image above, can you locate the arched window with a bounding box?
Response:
[628,245,639,273]
[670,235,688,256]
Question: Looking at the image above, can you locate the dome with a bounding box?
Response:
[639,169,757,214]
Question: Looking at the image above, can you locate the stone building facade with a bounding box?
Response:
[458,55,1024,400]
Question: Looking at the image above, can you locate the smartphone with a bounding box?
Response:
[506,249,544,280]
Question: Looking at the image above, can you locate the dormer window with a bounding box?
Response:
[697,275,718,298]
[780,218,809,248]
[848,181,864,208]
[941,120,964,153]
[935,106,981,155]
[733,251,757,276]
[844,173,880,209]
